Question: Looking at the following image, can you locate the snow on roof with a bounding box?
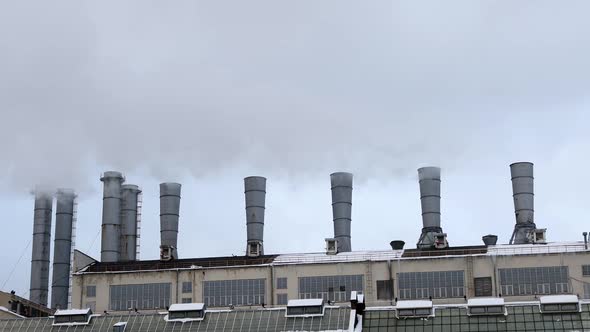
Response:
[487,241,586,256]
[395,300,433,309]
[539,295,579,304]
[287,299,324,307]
[54,308,91,316]
[468,298,505,307]
[275,250,403,265]
[168,303,205,311]
[113,322,127,327]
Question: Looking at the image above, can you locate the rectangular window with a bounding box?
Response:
[182,282,192,294]
[474,277,493,297]
[583,265,590,277]
[181,298,192,303]
[498,267,570,296]
[203,279,265,307]
[277,277,288,290]
[376,280,394,300]
[277,293,288,305]
[86,286,96,298]
[584,283,590,299]
[397,271,465,300]
[109,283,171,311]
[297,275,363,303]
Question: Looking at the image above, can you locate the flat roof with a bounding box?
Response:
[168,303,205,311]
[467,298,505,307]
[287,299,324,307]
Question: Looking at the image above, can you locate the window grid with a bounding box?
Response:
[397,270,465,300]
[298,275,363,302]
[277,293,288,305]
[86,285,96,298]
[277,277,288,290]
[499,266,570,296]
[182,281,192,293]
[203,278,266,307]
[181,298,192,303]
[376,280,394,300]
[109,283,171,311]
[582,265,590,277]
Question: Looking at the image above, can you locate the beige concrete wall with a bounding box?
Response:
[71,250,590,313]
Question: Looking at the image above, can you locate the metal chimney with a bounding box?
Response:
[244,176,266,257]
[160,183,181,260]
[509,162,537,244]
[330,172,353,253]
[51,189,76,310]
[100,171,124,262]
[120,184,141,262]
[29,190,53,306]
[417,167,447,249]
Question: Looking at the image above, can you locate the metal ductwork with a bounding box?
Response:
[509,162,539,244]
[120,184,141,262]
[100,171,124,262]
[330,172,353,253]
[244,176,266,257]
[160,183,181,260]
[29,190,53,306]
[417,167,448,249]
[51,189,76,310]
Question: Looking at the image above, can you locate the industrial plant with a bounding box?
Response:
[1,162,590,331]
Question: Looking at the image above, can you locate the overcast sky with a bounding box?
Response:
[1,1,590,300]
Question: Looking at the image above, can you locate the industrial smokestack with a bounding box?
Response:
[160,183,181,260]
[244,176,266,257]
[330,172,353,253]
[120,184,141,262]
[51,189,76,310]
[100,171,124,262]
[509,162,537,244]
[29,190,53,306]
[417,167,447,249]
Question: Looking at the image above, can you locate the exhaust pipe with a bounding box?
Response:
[509,162,537,244]
[100,171,124,262]
[244,176,266,257]
[120,184,141,262]
[417,167,447,249]
[51,189,76,309]
[160,183,181,260]
[330,172,353,253]
[29,190,53,306]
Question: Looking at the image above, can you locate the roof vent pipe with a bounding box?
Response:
[160,183,181,260]
[51,189,76,310]
[390,240,405,250]
[100,171,125,262]
[120,184,141,262]
[330,172,353,253]
[482,234,498,246]
[417,167,448,249]
[29,190,53,306]
[509,162,537,244]
[244,176,266,257]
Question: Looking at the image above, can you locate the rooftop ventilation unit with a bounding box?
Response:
[100,171,125,262]
[113,322,127,332]
[166,303,206,322]
[160,183,181,260]
[467,298,507,316]
[539,295,581,314]
[52,308,93,326]
[482,235,498,246]
[325,238,338,255]
[390,240,405,250]
[416,167,448,249]
[509,162,545,244]
[29,189,53,306]
[286,299,325,317]
[330,172,353,253]
[244,176,266,257]
[395,300,434,318]
[120,184,141,262]
[51,189,76,310]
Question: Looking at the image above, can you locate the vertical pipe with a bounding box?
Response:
[51,189,76,309]
[509,162,536,244]
[244,176,266,255]
[160,183,181,259]
[29,190,53,306]
[120,184,141,262]
[330,172,353,253]
[417,167,443,248]
[100,171,124,262]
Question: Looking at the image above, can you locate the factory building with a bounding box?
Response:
[3,162,590,331]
